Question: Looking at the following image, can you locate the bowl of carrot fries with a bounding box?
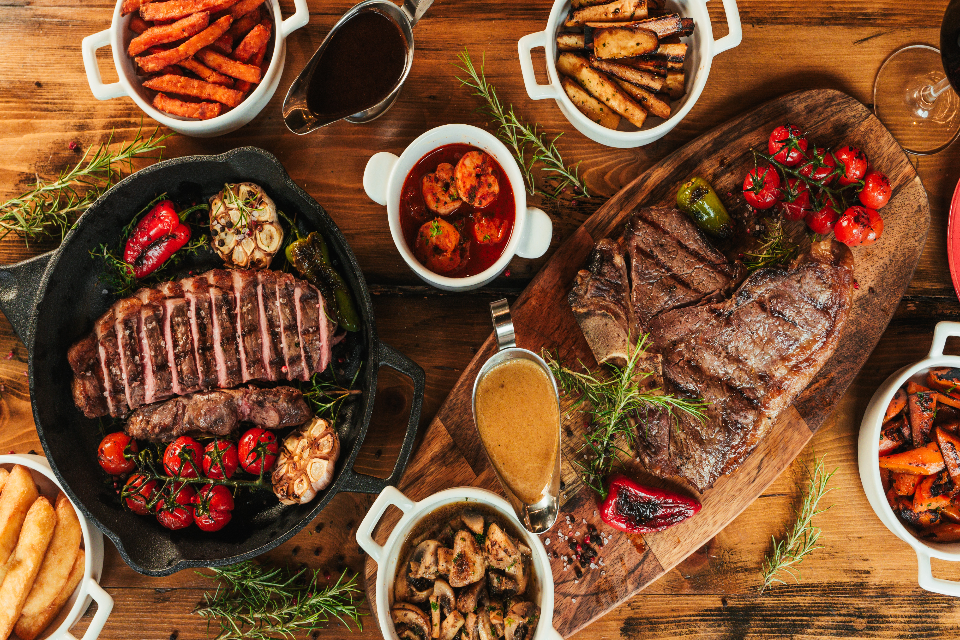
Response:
[81,0,309,136]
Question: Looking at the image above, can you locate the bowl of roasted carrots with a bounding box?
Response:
[81,0,309,136]
[859,321,960,596]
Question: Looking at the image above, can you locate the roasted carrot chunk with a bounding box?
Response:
[928,368,960,395]
[892,472,922,497]
[884,387,907,423]
[880,423,907,456]
[941,503,960,523]
[908,381,933,395]
[898,496,942,528]
[880,467,892,492]
[909,391,937,447]
[886,487,899,511]
[915,471,956,512]
[924,522,960,542]
[937,427,960,485]
[879,442,945,475]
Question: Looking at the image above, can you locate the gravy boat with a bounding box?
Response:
[282,0,431,134]
[471,299,561,534]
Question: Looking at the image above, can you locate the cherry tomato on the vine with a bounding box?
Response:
[743,165,782,210]
[779,178,812,221]
[202,439,239,480]
[238,428,278,475]
[807,202,841,235]
[768,124,808,166]
[798,146,838,186]
[98,432,137,475]
[859,171,892,209]
[194,484,235,532]
[163,436,203,478]
[835,206,884,246]
[122,473,157,515]
[834,145,868,186]
[156,482,195,530]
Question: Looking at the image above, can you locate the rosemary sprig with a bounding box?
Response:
[743,217,799,272]
[91,232,210,297]
[195,561,364,639]
[759,455,837,594]
[544,337,709,497]
[301,367,362,422]
[0,126,169,243]
[454,49,589,201]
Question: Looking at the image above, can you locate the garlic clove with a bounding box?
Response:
[256,224,282,253]
[231,242,250,267]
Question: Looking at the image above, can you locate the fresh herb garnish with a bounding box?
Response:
[91,232,209,297]
[455,49,589,201]
[545,337,709,498]
[301,368,362,423]
[743,217,799,272]
[759,454,836,594]
[0,126,169,244]
[195,561,364,639]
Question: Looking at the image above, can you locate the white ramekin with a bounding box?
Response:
[858,321,960,596]
[518,0,742,148]
[81,0,309,137]
[0,454,112,640]
[357,486,562,640]
[362,124,553,291]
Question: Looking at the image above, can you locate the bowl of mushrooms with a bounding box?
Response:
[357,486,561,640]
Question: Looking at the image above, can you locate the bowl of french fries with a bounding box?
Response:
[519,0,742,148]
[0,455,111,640]
[81,0,310,137]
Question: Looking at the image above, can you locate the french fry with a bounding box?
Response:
[0,496,57,640]
[585,14,694,38]
[593,26,658,59]
[177,57,234,86]
[129,16,151,35]
[0,468,8,493]
[15,493,82,639]
[128,11,210,56]
[144,74,244,106]
[227,6,261,41]
[557,53,647,128]
[136,14,233,74]
[557,33,586,51]
[140,0,233,22]
[662,70,685,99]
[561,77,621,129]
[121,0,154,16]
[613,78,671,118]
[195,49,260,83]
[590,56,663,92]
[210,33,234,54]
[565,0,648,27]
[153,92,224,119]
[571,0,610,7]
[14,549,84,640]
[622,57,667,76]
[228,0,265,19]
[0,465,39,578]
[235,42,266,92]
[233,19,271,62]
[639,40,687,62]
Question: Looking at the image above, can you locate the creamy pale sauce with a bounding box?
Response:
[475,358,559,504]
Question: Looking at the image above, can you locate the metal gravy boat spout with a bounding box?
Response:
[282,0,432,134]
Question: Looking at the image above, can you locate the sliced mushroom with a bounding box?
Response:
[506,555,528,596]
[487,571,519,598]
[457,577,486,613]
[464,613,479,640]
[504,602,540,640]
[409,539,441,581]
[461,509,485,535]
[484,523,521,572]
[440,611,466,640]
[433,579,456,618]
[488,598,504,626]
[430,595,441,638]
[437,547,455,576]
[392,601,432,640]
[272,417,340,505]
[477,610,497,640]
[448,530,487,588]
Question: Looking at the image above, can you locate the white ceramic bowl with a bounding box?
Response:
[858,321,960,596]
[362,124,553,291]
[518,0,742,148]
[80,0,309,137]
[0,454,112,640]
[357,486,563,640]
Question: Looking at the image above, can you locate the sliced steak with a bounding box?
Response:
[256,270,285,380]
[114,297,146,410]
[644,240,854,491]
[67,334,108,418]
[182,277,218,389]
[569,238,634,367]
[276,272,306,381]
[162,298,200,395]
[139,301,172,404]
[207,288,242,388]
[295,282,330,376]
[232,270,266,382]
[93,309,129,418]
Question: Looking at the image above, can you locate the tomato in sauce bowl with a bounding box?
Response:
[399,143,515,278]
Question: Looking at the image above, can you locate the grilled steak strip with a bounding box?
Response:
[276,272,306,381]
[295,282,326,376]
[113,298,146,411]
[233,269,267,382]
[183,277,218,390]
[257,270,285,380]
[94,309,129,418]
[207,279,242,388]
[162,298,200,395]
[67,334,108,418]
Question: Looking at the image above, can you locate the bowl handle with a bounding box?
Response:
[63,579,114,640]
[81,29,127,101]
[710,0,743,55]
[929,321,960,358]
[363,152,399,206]
[518,32,560,100]
[356,485,417,564]
[916,549,960,597]
[279,0,310,38]
[537,626,564,640]
[515,207,553,259]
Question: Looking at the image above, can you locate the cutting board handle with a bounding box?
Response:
[0,251,55,346]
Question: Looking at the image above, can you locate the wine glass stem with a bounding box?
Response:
[921,75,953,105]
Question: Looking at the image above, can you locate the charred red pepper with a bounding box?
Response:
[599,474,701,533]
[123,199,191,278]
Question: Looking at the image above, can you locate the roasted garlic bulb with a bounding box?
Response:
[209,182,283,269]
[272,417,340,505]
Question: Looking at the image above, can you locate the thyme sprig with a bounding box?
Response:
[743,217,799,272]
[0,126,169,243]
[455,49,589,201]
[759,455,837,594]
[195,561,364,639]
[301,367,362,422]
[544,337,709,498]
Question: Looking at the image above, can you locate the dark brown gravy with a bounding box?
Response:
[306,10,407,120]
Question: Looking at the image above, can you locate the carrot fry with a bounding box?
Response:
[143,74,244,107]
[129,16,151,34]
[195,48,260,83]
[235,41,266,92]
[879,442,945,475]
[227,6,261,41]
[229,0,265,19]
[884,388,907,423]
[177,57,234,86]
[136,14,233,74]
[128,12,210,56]
[210,33,234,54]
[122,0,155,16]
[141,0,234,22]
[152,92,224,119]
[234,19,271,62]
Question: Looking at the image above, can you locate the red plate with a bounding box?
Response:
[949,177,960,303]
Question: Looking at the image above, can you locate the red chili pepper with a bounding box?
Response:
[123,200,191,278]
[598,474,701,534]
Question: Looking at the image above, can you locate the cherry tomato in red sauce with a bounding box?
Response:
[98,432,138,475]
[834,145,868,186]
[780,178,811,221]
[743,165,782,210]
[400,144,515,277]
[768,124,808,166]
[859,171,892,209]
[123,474,157,515]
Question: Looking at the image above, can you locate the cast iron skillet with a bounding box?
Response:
[0,147,424,576]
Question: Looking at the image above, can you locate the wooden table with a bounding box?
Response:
[2,0,960,637]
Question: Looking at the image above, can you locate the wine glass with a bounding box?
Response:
[873,1,960,155]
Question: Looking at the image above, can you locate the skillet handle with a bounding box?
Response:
[0,251,55,345]
[339,342,424,494]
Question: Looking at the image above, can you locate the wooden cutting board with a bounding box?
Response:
[364,88,929,636]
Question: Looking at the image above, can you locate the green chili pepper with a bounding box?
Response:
[676,177,733,239]
[285,233,360,332]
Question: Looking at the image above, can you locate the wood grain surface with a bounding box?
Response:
[2,0,960,639]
